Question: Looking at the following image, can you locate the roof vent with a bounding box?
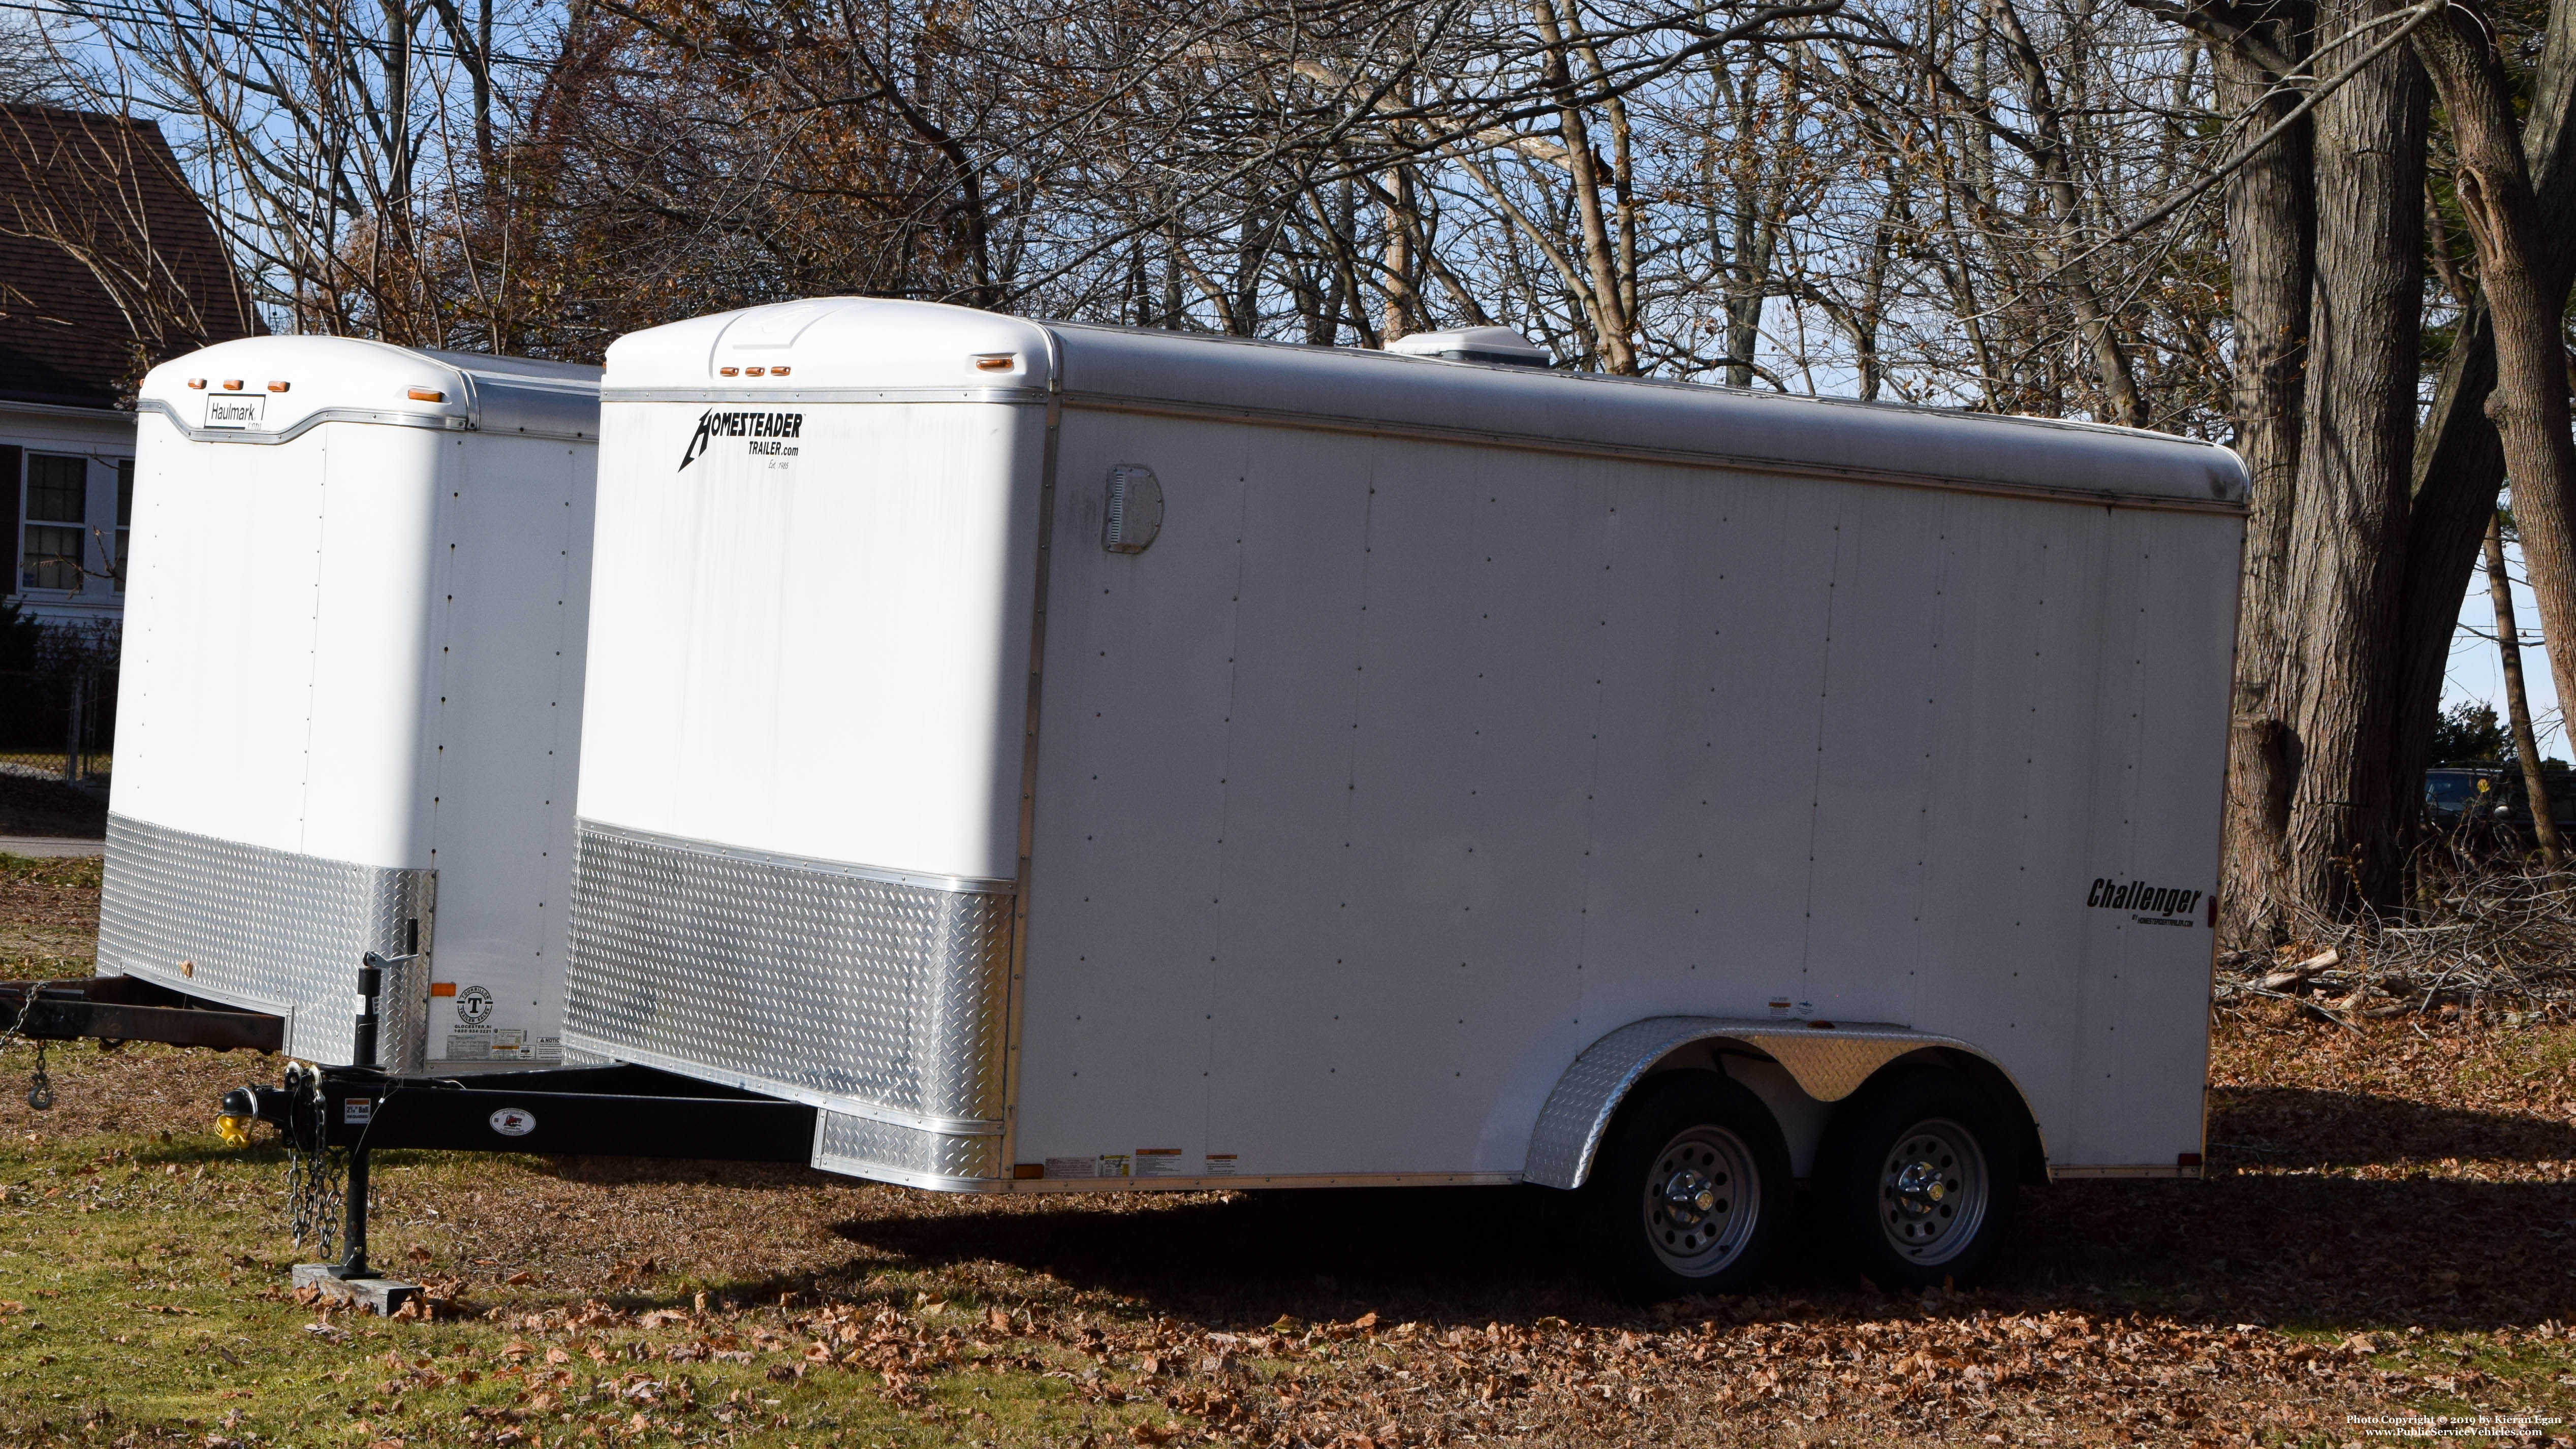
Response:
[1386,327,1552,368]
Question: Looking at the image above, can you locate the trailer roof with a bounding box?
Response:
[603,299,2247,511]
[137,336,600,445]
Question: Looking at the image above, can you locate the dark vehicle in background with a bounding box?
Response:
[2426,764,2576,844]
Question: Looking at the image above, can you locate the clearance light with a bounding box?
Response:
[221,379,243,391]
[267,381,290,392]
[185,377,205,389]
[973,354,1015,371]
[745,366,766,377]
[770,365,791,376]
[407,387,446,402]
[718,366,740,377]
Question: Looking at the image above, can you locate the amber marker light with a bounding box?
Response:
[221,380,243,390]
[744,366,766,376]
[185,378,205,389]
[973,354,1015,371]
[407,387,446,402]
[718,366,740,377]
[770,365,791,376]
[267,381,290,392]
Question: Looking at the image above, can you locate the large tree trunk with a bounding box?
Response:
[2279,0,2427,917]
[2414,4,2576,795]
[2385,0,2576,863]
[2211,11,2315,947]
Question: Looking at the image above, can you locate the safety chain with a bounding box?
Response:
[1,980,54,1110]
[281,1064,343,1261]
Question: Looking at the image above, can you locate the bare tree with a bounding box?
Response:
[2484,513,2563,864]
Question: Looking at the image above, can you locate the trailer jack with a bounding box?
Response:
[220,957,816,1315]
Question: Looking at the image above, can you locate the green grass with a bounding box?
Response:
[0,1121,1198,1447]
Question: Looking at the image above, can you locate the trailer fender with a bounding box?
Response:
[1523,1016,2031,1190]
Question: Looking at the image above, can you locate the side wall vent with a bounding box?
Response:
[1104,465,1163,554]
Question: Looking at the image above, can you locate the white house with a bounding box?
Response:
[0,103,259,630]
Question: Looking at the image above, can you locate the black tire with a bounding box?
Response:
[1813,1066,2021,1292]
[1575,1070,1794,1303]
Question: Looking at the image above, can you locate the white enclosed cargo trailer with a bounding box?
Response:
[103,338,599,1073]
[565,298,2244,1297]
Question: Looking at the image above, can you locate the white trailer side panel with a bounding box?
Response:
[1017,412,2236,1178]
[424,435,598,1063]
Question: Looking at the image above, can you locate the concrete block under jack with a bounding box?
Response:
[293,1262,422,1316]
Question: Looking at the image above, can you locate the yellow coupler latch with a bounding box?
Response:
[215,1115,252,1147]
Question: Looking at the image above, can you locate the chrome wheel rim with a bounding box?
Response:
[1641,1124,1760,1276]
[1876,1118,1989,1266]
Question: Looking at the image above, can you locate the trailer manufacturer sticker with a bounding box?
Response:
[677,409,804,470]
[457,985,494,1025]
[1042,1156,1096,1179]
[203,394,264,428]
[488,1107,537,1137]
[2086,878,2203,927]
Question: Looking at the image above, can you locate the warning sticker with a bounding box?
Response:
[342,1098,373,1125]
[1096,1154,1131,1179]
[1203,1154,1239,1177]
[1135,1149,1185,1179]
[537,1036,563,1061]
[489,1029,527,1056]
[1044,1156,1096,1179]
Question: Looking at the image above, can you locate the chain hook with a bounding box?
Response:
[3,980,54,1111]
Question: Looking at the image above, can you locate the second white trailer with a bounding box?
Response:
[564,299,2243,1298]
[103,338,599,1072]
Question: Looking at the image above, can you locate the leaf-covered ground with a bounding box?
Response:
[3,856,2573,1446]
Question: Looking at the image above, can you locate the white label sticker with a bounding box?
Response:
[490,1028,526,1054]
[488,1107,536,1137]
[203,394,264,428]
[1096,1154,1130,1179]
[1043,1156,1096,1179]
[536,1036,562,1061]
[1203,1154,1239,1177]
[1134,1149,1185,1179]
[342,1098,372,1125]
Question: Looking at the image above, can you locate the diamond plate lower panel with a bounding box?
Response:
[563,821,1017,1133]
[97,813,434,1070]
[812,1110,1004,1190]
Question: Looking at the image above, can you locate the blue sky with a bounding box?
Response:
[2443,538,2565,762]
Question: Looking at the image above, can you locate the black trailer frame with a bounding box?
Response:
[1,975,285,1052]
[224,1061,817,1162]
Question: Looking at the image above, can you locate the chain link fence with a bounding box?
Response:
[0,617,117,793]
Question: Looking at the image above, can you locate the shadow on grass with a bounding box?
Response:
[2211,1085,2576,1167]
[790,1085,2576,1334]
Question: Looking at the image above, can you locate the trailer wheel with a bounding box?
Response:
[1814,1067,2020,1290]
[1575,1070,1792,1302]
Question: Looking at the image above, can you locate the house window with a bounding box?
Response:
[23,454,86,592]
[113,457,132,591]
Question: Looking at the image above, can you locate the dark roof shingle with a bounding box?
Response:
[0,104,259,410]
